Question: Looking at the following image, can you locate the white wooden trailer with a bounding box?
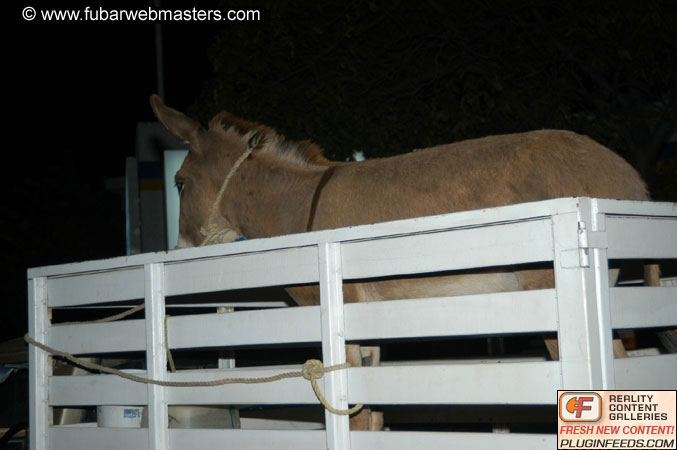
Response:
[27,197,677,450]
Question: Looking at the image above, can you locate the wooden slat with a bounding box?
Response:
[49,366,319,407]
[179,429,559,450]
[47,427,558,450]
[48,359,563,408]
[594,198,677,217]
[170,429,326,450]
[50,427,148,450]
[344,289,557,341]
[610,287,677,329]
[614,355,677,389]
[167,306,321,349]
[341,219,553,279]
[351,430,556,450]
[50,373,148,406]
[28,197,582,279]
[165,367,319,405]
[606,216,677,259]
[47,267,144,307]
[348,361,560,405]
[49,320,145,354]
[164,246,319,296]
[28,197,677,280]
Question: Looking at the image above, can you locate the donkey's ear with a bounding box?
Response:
[150,94,203,144]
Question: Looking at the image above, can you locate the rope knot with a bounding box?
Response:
[199,223,241,245]
[302,359,325,381]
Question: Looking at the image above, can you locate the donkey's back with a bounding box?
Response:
[314,130,648,230]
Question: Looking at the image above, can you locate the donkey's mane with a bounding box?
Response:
[209,111,332,167]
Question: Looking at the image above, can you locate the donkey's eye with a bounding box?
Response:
[175,181,185,195]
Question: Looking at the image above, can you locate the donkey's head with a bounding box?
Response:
[151,95,270,248]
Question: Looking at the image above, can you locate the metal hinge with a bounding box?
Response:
[560,221,608,268]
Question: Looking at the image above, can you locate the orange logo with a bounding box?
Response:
[559,392,602,422]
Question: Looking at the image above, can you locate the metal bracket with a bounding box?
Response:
[560,221,608,269]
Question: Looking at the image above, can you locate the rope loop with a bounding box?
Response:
[25,327,363,416]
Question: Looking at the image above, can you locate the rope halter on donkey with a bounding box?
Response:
[199,146,254,246]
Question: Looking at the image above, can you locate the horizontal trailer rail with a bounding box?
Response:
[27,197,677,450]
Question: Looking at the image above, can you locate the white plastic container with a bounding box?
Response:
[96,405,144,428]
[141,406,240,429]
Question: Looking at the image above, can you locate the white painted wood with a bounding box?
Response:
[29,197,583,279]
[50,427,149,450]
[27,197,677,449]
[347,362,560,405]
[48,366,320,406]
[240,417,324,430]
[381,357,548,365]
[588,200,616,389]
[48,360,563,407]
[145,263,168,450]
[344,289,557,341]
[59,301,290,309]
[169,429,326,450]
[48,289,561,356]
[165,368,320,405]
[341,219,553,279]
[614,355,677,389]
[168,301,290,308]
[46,427,563,450]
[49,374,148,406]
[49,319,145,354]
[167,306,321,349]
[217,306,237,370]
[318,243,351,450]
[47,267,144,306]
[350,430,556,450]
[164,246,320,295]
[28,276,49,450]
[594,197,677,217]
[610,287,677,329]
[606,216,677,259]
[27,197,676,280]
[660,277,677,287]
[551,211,606,389]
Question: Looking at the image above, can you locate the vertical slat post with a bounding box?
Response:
[318,243,351,450]
[588,199,615,388]
[145,263,168,450]
[28,276,49,450]
[217,306,236,369]
[552,199,611,389]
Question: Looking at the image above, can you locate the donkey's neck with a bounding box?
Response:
[223,155,331,239]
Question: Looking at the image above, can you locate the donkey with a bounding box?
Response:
[151,94,660,430]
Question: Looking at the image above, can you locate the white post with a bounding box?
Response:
[145,263,169,449]
[587,199,615,387]
[552,199,611,389]
[217,306,236,369]
[28,276,49,450]
[318,243,351,450]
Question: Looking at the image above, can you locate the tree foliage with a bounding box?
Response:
[193,0,677,199]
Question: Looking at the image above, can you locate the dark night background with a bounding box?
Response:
[3,0,677,346]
